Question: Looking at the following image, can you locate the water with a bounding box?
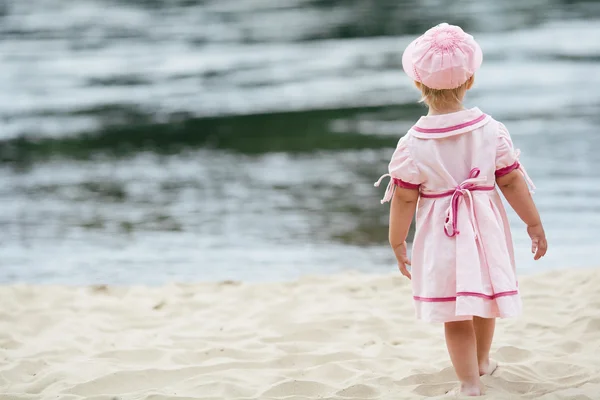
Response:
[1,1,600,284]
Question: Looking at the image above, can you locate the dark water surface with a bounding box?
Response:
[1,1,600,284]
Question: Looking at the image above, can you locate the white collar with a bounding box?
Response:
[410,107,491,139]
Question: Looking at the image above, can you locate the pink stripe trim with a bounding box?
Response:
[495,161,521,178]
[413,290,519,303]
[392,178,420,190]
[413,296,457,303]
[412,114,487,134]
[457,290,519,300]
[420,186,495,199]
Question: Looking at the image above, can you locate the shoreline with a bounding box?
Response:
[3,264,596,287]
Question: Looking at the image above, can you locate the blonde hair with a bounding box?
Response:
[416,77,473,110]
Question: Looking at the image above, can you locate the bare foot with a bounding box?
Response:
[479,359,498,376]
[446,383,483,397]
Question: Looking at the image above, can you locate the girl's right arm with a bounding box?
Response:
[389,186,419,280]
[497,171,548,260]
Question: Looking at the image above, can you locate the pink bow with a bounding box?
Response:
[374,173,394,204]
[444,168,487,238]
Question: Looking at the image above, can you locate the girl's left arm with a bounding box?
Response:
[389,187,419,279]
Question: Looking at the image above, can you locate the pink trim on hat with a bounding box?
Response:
[412,114,487,134]
[495,161,520,177]
[413,290,518,302]
[413,65,423,84]
[393,178,420,190]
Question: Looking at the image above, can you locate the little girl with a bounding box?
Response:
[375,23,548,396]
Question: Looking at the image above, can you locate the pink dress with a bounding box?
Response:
[375,107,535,323]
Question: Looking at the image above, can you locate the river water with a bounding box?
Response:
[1,0,599,284]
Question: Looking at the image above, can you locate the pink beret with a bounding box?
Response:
[402,23,483,90]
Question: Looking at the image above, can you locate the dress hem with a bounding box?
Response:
[416,310,522,324]
[413,290,518,302]
[413,292,522,323]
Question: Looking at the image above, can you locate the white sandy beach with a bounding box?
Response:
[1,268,600,400]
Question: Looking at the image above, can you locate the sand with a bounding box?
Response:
[1,268,600,400]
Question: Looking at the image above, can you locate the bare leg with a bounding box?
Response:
[473,317,498,376]
[444,320,482,396]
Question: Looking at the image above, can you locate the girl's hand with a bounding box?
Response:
[527,224,547,260]
[393,241,412,279]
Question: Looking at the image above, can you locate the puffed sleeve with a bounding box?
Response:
[495,122,536,191]
[495,122,520,176]
[374,135,422,204]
